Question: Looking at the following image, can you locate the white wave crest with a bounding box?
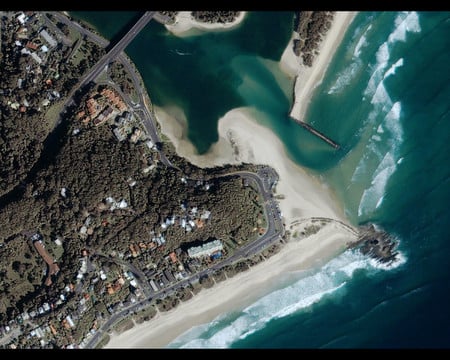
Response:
[371,135,382,142]
[354,101,403,218]
[364,42,390,99]
[368,250,407,270]
[371,81,392,105]
[363,11,420,101]
[384,101,403,144]
[350,153,368,183]
[375,196,384,209]
[384,58,404,79]
[168,249,404,348]
[358,151,397,217]
[353,24,372,58]
[388,12,421,43]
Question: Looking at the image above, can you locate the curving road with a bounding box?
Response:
[51,11,172,167]
[48,12,285,348]
[85,167,285,348]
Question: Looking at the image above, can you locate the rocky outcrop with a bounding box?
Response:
[349,223,398,264]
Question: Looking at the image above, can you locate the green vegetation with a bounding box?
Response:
[112,318,134,334]
[108,60,137,101]
[192,11,240,24]
[293,11,334,66]
[133,306,157,324]
[94,334,110,349]
[0,11,277,349]
[43,100,65,129]
[0,77,266,334]
[0,13,105,198]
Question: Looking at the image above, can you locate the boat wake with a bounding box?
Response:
[170,49,193,56]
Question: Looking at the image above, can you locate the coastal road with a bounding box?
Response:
[85,168,285,348]
[50,12,283,348]
[50,11,154,129]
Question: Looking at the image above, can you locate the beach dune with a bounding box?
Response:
[105,11,357,348]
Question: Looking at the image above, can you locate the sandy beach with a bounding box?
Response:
[106,107,357,348]
[106,220,356,348]
[165,11,247,37]
[106,12,358,348]
[280,11,357,121]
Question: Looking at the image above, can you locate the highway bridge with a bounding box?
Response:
[52,11,173,167]
[78,11,155,88]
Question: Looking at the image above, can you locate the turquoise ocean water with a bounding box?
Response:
[73,11,450,348]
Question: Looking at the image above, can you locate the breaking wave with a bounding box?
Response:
[167,249,406,348]
[328,61,361,95]
[384,58,404,78]
[388,11,421,43]
[352,13,420,219]
[358,151,397,216]
[327,24,375,95]
[353,24,372,58]
[355,99,403,218]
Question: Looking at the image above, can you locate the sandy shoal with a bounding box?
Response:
[280,11,357,121]
[106,12,359,348]
[165,11,247,37]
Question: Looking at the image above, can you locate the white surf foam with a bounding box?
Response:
[384,102,403,142]
[384,58,404,78]
[168,249,405,348]
[353,24,372,58]
[368,250,407,270]
[388,12,421,44]
[354,15,410,219]
[364,12,420,101]
[358,151,397,217]
[328,60,361,95]
[372,135,382,142]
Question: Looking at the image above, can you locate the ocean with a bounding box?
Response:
[72,11,450,348]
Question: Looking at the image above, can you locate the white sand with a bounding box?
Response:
[280,11,357,121]
[153,106,347,225]
[165,11,247,37]
[105,106,357,349]
[106,221,356,348]
[106,12,359,349]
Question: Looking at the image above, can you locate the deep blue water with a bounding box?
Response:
[73,11,450,348]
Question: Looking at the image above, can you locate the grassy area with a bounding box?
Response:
[128,87,139,104]
[159,132,171,143]
[43,100,65,131]
[70,43,87,67]
[45,238,64,262]
[133,305,157,324]
[95,333,110,349]
[66,26,82,45]
[94,71,110,85]
[112,317,135,334]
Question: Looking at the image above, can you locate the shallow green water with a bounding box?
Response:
[73,11,450,348]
